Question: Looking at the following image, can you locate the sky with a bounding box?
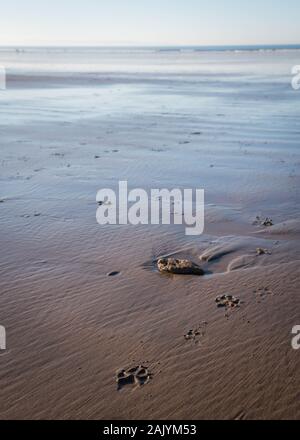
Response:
[1,0,300,46]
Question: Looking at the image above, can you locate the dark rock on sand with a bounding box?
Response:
[157,258,205,276]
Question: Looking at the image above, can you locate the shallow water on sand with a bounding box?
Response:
[0,48,300,420]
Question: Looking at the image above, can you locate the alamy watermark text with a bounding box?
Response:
[0,325,6,350]
[96,181,204,236]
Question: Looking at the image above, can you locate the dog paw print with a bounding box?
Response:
[216,295,240,310]
[254,287,273,302]
[256,248,271,256]
[253,216,274,227]
[184,322,207,345]
[116,366,151,390]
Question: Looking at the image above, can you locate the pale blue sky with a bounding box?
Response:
[1,0,300,46]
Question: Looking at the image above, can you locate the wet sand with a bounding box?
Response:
[0,48,300,419]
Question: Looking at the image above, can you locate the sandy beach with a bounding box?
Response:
[0,47,300,420]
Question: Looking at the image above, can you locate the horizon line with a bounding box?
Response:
[1,43,300,48]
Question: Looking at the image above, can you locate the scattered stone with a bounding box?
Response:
[104,149,119,154]
[151,147,165,152]
[216,295,240,309]
[97,200,112,206]
[51,152,65,158]
[157,258,205,276]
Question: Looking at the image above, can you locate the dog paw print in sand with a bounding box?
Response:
[184,321,207,345]
[256,248,271,256]
[253,216,274,227]
[216,295,241,311]
[116,366,151,391]
[254,287,273,302]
